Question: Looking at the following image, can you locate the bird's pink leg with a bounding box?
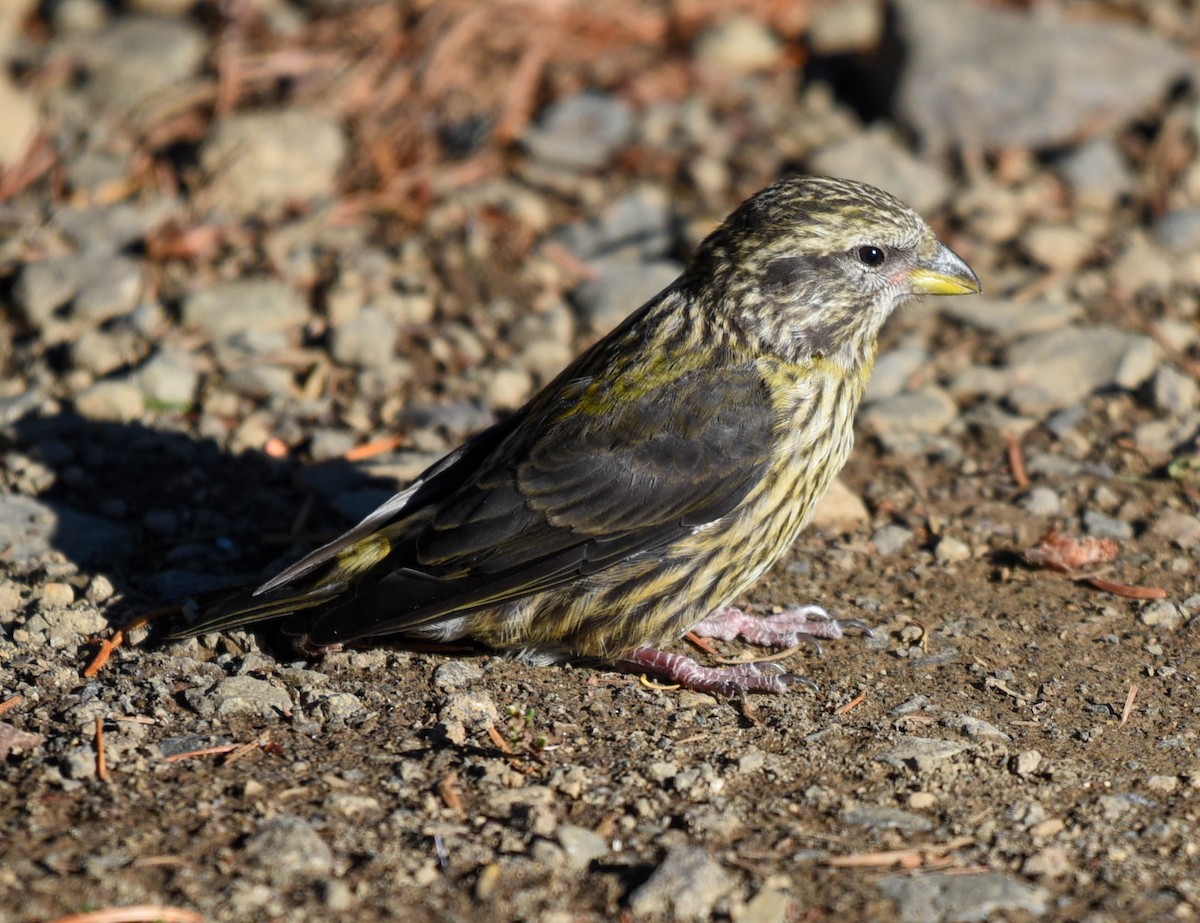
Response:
[691,606,872,653]
[618,648,817,696]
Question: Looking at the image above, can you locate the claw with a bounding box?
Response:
[834,618,875,638]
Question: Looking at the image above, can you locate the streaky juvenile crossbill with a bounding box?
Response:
[172,175,980,695]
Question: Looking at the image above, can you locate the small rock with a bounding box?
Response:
[1023,847,1072,879]
[807,0,882,54]
[525,92,633,170]
[942,714,1010,741]
[330,306,399,368]
[942,298,1082,340]
[73,380,144,422]
[842,806,933,834]
[572,257,682,332]
[242,814,334,882]
[733,886,791,923]
[864,346,929,403]
[861,388,957,434]
[810,478,869,531]
[1139,600,1182,631]
[201,109,347,216]
[1023,223,1094,273]
[439,691,499,729]
[79,17,207,113]
[556,824,608,870]
[1149,510,1200,549]
[876,737,970,773]
[1081,508,1133,540]
[1146,774,1179,793]
[1154,208,1200,255]
[1111,231,1174,293]
[1151,365,1198,417]
[72,256,144,325]
[432,660,484,693]
[1020,488,1061,517]
[182,279,310,339]
[871,524,914,556]
[628,845,734,922]
[694,15,782,77]
[184,675,293,719]
[810,126,950,215]
[934,536,970,564]
[0,75,39,169]
[135,348,198,409]
[40,582,76,608]
[1006,326,1162,411]
[1056,138,1133,207]
[1013,750,1042,777]
[879,870,1048,923]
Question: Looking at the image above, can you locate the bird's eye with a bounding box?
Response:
[857,245,887,267]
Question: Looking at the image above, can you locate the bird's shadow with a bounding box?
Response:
[3,411,387,645]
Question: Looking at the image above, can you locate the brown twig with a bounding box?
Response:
[1005,432,1030,489]
[95,717,109,782]
[1084,576,1168,600]
[834,692,866,716]
[44,907,203,923]
[0,695,22,717]
[84,611,166,678]
[826,836,974,869]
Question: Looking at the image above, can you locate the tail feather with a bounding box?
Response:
[166,581,346,640]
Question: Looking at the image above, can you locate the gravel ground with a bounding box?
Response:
[2,1,1199,921]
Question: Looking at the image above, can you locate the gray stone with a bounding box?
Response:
[572,257,682,332]
[182,279,310,338]
[1149,510,1200,550]
[941,298,1081,339]
[439,691,498,729]
[135,349,198,409]
[808,0,883,54]
[78,17,207,113]
[893,0,1195,150]
[1111,231,1174,293]
[201,110,347,216]
[243,814,334,882]
[15,256,93,329]
[842,806,934,833]
[871,524,914,556]
[864,346,929,403]
[556,824,608,870]
[1139,600,1183,631]
[810,125,951,215]
[1082,508,1133,540]
[73,380,144,422]
[525,92,633,170]
[1020,488,1062,517]
[934,536,970,564]
[628,845,734,922]
[431,660,484,693]
[184,675,294,719]
[72,256,143,324]
[879,871,1048,923]
[1056,139,1134,207]
[1154,208,1200,255]
[1151,365,1199,417]
[942,714,1010,741]
[861,388,957,434]
[1005,327,1162,410]
[72,329,134,377]
[876,737,970,773]
[554,187,673,260]
[330,306,399,368]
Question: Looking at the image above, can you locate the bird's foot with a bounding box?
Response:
[294,636,343,657]
[618,648,818,696]
[691,605,873,654]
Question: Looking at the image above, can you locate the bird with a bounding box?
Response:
[171,175,980,695]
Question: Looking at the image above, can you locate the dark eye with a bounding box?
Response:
[857,245,886,267]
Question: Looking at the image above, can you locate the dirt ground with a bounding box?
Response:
[2,1,1200,922]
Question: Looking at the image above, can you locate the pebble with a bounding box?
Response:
[934,536,970,564]
[554,187,673,261]
[242,814,334,882]
[941,297,1081,340]
[135,348,198,409]
[184,675,294,719]
[572,257,683,332]
[1022,223,1094,273]
[0,75,39,169]
[1023,847,1072,879]
[810,478,869,531]
[1056,138,1134,207]
[1020,488,1062,517]
[892,0,1193,150]
[879,871,1048,923]
[1005,327,1162,411]
[181,279,310,339]
[628,845,734,922]
[439,691,499,729]
[72,256,144,325]
[871,524,914,556]
[330,306,399,368]
[842,806,933,834]
[809,125,951,215]
[864,346,929,403]
[40,582,76,608]
[524,92,633,170]
[1149,510,1200,549]
[694,15,782,77]
[876,737,970,773]
[1139,600,1183,631]
[1013,750,1042,778]
[79,16,207,113]
[807,0,883,54]
[1151,365,1198,417]
[1111,231,1174,293]
[73,380,144,422]
[1153,208,1200,254]
[942,714,1010,741]
[1081,508,1133,540]
[431,660,484,693]
[732,886,791,923]
[201,109,347,216]
[556,824,608,870]
[861,388,957,434]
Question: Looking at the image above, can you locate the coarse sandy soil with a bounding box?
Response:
[1,1,1199,922]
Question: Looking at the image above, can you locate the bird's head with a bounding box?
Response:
[688,175,980,366]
